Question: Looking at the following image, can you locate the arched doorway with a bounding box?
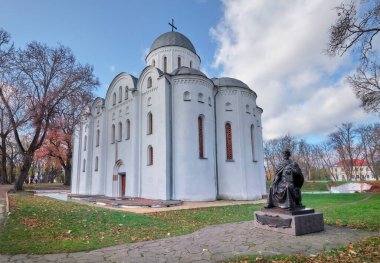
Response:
[113,159,126,198]
[119,172,126,197]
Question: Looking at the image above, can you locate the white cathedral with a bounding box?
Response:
[71,31,266,201]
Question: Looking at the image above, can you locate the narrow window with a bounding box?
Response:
[83,135,87,151]
[125,86,128,100]
[152,59,155,67]
[198,115,204,158]
[251,124,255,161]
[225,102,232,111]
[96,129,100,147]
[111,124,115,143]
[147,112,153,135]
[118,122,122,141]
[190,61,192,68]
[178,56,181,68]
[225,122,233,160]
[113,93,116,105]
[95,156,98,171]
[163,56,167,73]
[208,97,212,106]
[198,93,204,103]
[82,159,86,172]
[147,145,153,165]
[126,119,130,140]
[246,104,250,113]
[119,86,122,103]
[183,91,191,101]
[147,77,152,88]
[147,97,152,106]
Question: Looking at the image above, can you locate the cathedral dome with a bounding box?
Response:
[212,77,250,90]
[149,32,197,54]
[171,67,206,78]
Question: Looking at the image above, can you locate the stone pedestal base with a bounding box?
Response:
[253,209,324,236]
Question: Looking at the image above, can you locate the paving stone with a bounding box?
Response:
[0,222,377,262]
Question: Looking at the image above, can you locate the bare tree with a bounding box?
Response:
[0,41,99,190]
[357,123,380,180]
[329,122,361,180]
[327,1,380,113]
[0,28,14,184]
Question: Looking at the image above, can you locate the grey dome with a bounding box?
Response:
[212,77,250,89]
[150,32,197,54]
[171,67,207,78]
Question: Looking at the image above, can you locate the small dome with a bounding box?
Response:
[150,32,197,54]
[212,77,250,89]
[171,67,207,78]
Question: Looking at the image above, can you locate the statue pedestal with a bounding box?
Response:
[253,208,324,236]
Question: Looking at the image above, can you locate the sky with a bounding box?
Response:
[1,0,378,143]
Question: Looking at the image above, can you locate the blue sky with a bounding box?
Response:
[1,0,378,142]
[1,0,223,95]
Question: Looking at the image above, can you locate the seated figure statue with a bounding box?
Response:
[265,149,304,210]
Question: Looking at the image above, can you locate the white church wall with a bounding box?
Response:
[171,76,217,201]
[146,47,200,73]
[71,126,80,194]
[139,68,171,200]
[215,87,264,200]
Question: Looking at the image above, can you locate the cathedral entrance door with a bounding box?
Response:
[119,173,126,197]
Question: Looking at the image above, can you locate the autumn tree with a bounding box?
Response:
[327,1,380,113]
[35,93,92,186]
[0,41,98,190]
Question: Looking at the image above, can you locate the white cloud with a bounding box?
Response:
[211,0,376,140]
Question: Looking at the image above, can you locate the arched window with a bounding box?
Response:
[126,119,130,140]
[147,77,152,88]
[113,93,116,105]
[225,102,232,111]
[147,145,153,165]
[251,124,255,161]
[96,129,100,147]
[198,93,204,103]
[125,86,128,100]
[183,91,191,101]
[163,56,167,73]
[147,112,153,135]
[178,56,181,68]
[190,61,192,68]
[111,124,115,143]
[83,135,87,151]
[198,115,205,158]
[246,104,250,113]
[225,122,233,160]
[119,86,122,103]
[208,97,212,106]
[95,156,98,171]
[147,97,152,106]
[152,59,155,67]
[82,159,86,172]
[118,122,122,141]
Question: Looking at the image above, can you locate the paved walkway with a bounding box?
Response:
[0,222,376,263]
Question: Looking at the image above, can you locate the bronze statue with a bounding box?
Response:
[265,149,304,210]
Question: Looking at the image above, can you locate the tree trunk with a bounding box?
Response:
[0,136,6,184]
[15,154,33,190]
[64,163,71,186]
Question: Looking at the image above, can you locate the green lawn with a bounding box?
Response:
[0,192,379,255]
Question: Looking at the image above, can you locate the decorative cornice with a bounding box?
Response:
[142,86,158,96]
